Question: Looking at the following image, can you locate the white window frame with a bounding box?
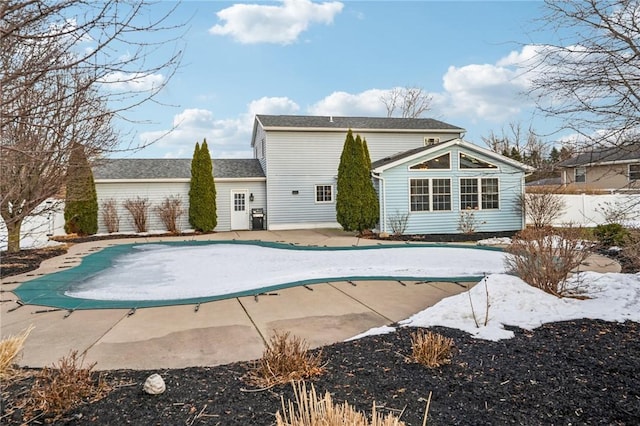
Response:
[408,152,451,171]
[459,177,500,210]
[459,152,498,170]
[409,178,452,212]
[315,184,333,204]
[575,167,586,183]
[629,163,640,181]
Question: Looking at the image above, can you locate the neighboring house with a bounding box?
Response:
[92,115,533,235]
[557,143,640,192]
[93,158,265,233]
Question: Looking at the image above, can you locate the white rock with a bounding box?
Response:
[143,373,166,395]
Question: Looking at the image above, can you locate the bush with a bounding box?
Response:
[155,195,184,233]
[593,223,629,247]
[100,198,119,233]
[23,351,110,422]
[64,143,98,235]
[517,191,566,228]
[246,331,324,388]
[621,227,640,272]
[123,197,149,233]
[410,330,454,368]
[0,325,33,381]
[276,381,406,426]
[504,226,592,297]
[189,140,217,232]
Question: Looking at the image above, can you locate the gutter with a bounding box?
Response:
[371,172,386,233]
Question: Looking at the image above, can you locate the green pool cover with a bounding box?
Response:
[13,240,502,310]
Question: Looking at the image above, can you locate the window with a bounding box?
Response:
[460,178,478,209]
[410,153,450,170]
[575,167,586,183]
[315,185,333,203]
[410,178,452,212]
[410,179,430,211]
[234,193,245,212]
[459,153,497,169]
[481,178,499,209]
[460,178,499,210]
[630,164,640,181]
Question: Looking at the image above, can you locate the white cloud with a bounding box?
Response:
[100,71,165,92]
[209,0,344,45]
[434,48,535,123]
[139,97,300,158]
[308,89,388,116]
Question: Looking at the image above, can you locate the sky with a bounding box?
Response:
[107,0,569,160]
[39,241,640,342]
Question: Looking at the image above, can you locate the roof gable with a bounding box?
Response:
[93,159,265,180]
[371,139,534,173]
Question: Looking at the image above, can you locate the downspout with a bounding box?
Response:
[371,172,386,233]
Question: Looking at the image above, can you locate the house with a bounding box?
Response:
[92,115,533,235]
[93,158,265,233]
[557,143,640,192]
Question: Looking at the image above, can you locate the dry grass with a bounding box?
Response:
[504,226,592,297]
[276,381,406,426]
[22,350,110,422]
[0,325,33,381]
[622,227,640,271]
[247,331,325,388]
[410,330,454,368]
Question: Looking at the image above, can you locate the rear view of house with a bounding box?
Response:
[92,115,533,235]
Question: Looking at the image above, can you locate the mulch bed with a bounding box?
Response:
[2,237,639,424]
[2,320,638,425]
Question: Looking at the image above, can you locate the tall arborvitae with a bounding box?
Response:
[64,143,98,235]
[189,139,217,231]
[336,129,360,231]
[361,137,380,230]
[336,130,379,232]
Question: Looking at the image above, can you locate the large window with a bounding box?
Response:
[459,153,497,169]
[410,153,450,170]
[460,178,499,210]
[575,167,586,183]
[315,185,333,203]
[410,178,451,212]
[630,164,640,181]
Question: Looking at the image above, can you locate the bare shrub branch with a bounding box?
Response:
[100,198,120,233]
[154,195,184,234]
[23,350,110,422]
[387,210,409,236]
[517,191,567,228]
[504,226,593,296]
[123,197,149,233]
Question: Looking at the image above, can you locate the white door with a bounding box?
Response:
[230,190,249,230]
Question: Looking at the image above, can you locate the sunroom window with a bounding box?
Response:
[410,153,450,170]
[459,153,497,169]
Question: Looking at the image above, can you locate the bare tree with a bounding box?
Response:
[0,0,183,252]
[516,190,567,228]
[529,0,640,151]
[381,86,432,118]
[482,121,550,166]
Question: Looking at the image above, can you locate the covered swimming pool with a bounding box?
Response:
[14,240,506,310]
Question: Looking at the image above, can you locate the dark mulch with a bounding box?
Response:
[1,247,68,278]
[2,320,639,425]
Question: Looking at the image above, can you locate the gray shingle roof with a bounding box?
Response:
[256,114,464,131]
[371,145,440,169]
[557,143,640,167]
[93,159,265,180]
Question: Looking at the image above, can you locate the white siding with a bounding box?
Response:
[263,130,461,229]
[380,146,525,234]
[96,180,267,233]
[96,181,191,233]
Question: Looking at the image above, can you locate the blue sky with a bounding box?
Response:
[112,1,566,159]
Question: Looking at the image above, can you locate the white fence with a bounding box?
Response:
[533,194,640,227]
[0,199,66,250]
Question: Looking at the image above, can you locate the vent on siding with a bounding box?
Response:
[424,137,440,146]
